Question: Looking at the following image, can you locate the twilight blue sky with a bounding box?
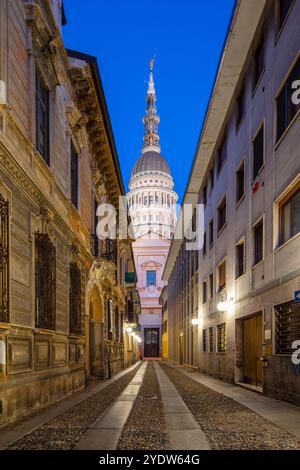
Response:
[63,0,236,203]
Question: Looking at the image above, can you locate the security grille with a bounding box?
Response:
[0,194,9,323]
[275,300,300,355]
[69,263,81,334]
[35,232,56,330]
[202,329,207,352]
[209,327,214,353]
[217,323,226,353]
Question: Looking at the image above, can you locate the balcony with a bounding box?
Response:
[90,235,117,263]
[125,272,137,287]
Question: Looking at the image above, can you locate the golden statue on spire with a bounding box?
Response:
[150,54,156,72]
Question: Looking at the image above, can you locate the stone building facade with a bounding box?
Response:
[127,61,178,358]
[0,0,138,427]
[164,0,300,405]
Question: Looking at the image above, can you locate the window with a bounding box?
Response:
[71,143,79,209]
[236,161,245,203]
[36,71,50,164]
[202,329,207,352]
[275,300,300,354]
[253,36,265,91]
[209,273,214,299]
[149,195,154,205]
[203,231,207,256]
[218,261,226,292]
[218,197,227,233]
[115,306,120,340]
[203,184,207,206]
[236,242,245,278]
[209,219,214,246]
[210,163,215,191]
[69,263,81,334]
[217,323,226,353]
[209,327,214,352]
[144,196,148,206]
[108,299,113,340]
[35,232,56,330]
[254,219,264,265]
[277,0,295,31]
[276,56,300,142]
[217,137,227,174]
[146,270,156,287]
[0,193,9,323]
[202,281,207,304]
[236,84,246,129]
[279,186,300,245]
[253,125,264,180]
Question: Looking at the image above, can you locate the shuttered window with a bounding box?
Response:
[275,301,300,354]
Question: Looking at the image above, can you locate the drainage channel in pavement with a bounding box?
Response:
[7,362,143,450]
[159,362,300,450]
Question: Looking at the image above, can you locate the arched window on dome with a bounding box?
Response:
[167,195,170,208]
[144,196,148,206]
[155,194,159,205]
[149,195,154,206]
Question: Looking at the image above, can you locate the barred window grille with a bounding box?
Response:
[69,263,81,334]
[35,232,56,330]
[217,323,226,353]
[275,301,300,355]
[209,327,214,353]
[0,194,9,323]
[202,329,207,353]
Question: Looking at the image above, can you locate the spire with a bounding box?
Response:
[142,56,161,154]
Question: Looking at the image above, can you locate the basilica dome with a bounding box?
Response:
[131,151,171,178]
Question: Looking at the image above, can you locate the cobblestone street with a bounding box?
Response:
[1,361,300,451]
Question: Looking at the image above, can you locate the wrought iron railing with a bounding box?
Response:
[90,235,117,263]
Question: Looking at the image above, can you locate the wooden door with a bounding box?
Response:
[144,328,159,357]
[244,313,263,386]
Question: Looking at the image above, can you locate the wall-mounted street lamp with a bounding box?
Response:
[217,298,234,313]
[126,326,133,334]
[191,318,200,326]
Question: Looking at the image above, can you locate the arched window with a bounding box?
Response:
[144,196,148,206]
[149,195,154,205]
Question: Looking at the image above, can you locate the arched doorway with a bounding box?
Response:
[89,286,104,379]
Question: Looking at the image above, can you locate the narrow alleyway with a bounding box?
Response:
[1,361,300,451]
